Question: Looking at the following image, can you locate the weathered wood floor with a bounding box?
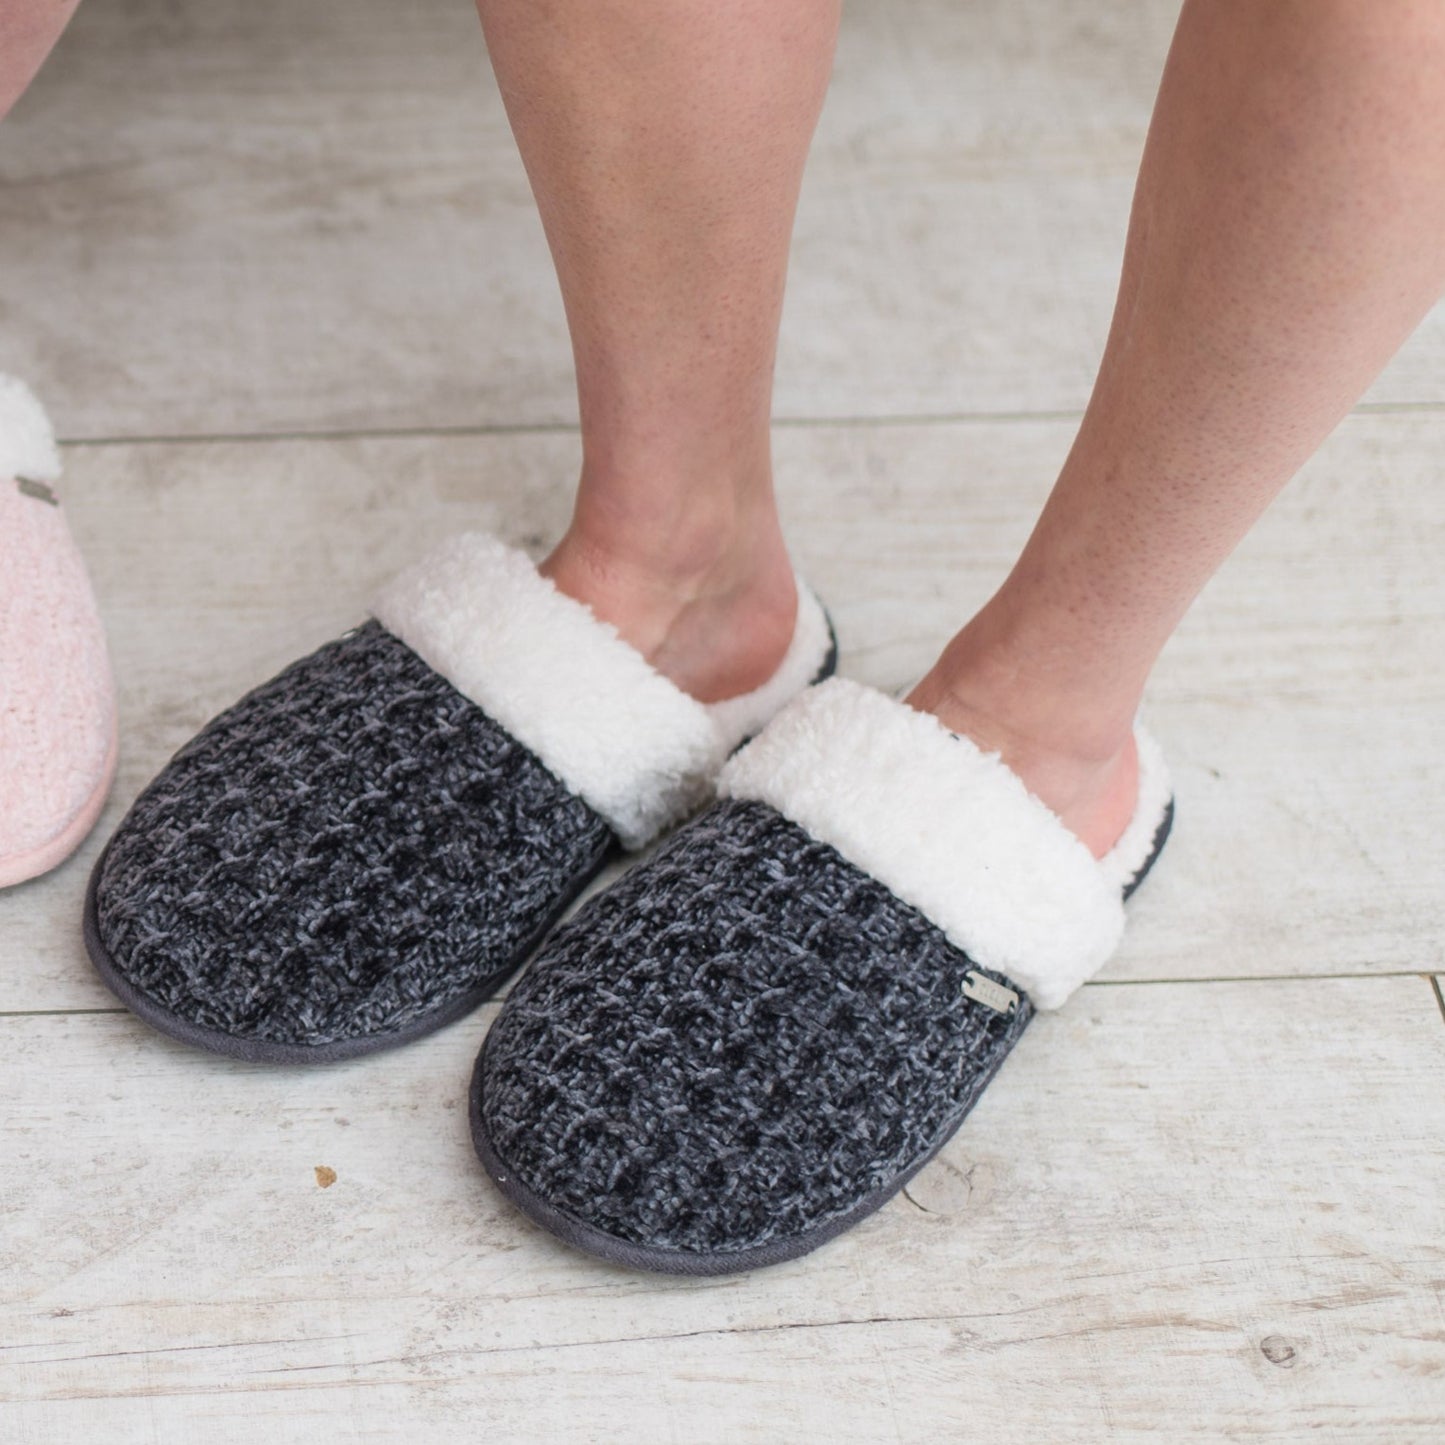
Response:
[2,2,1442,1440]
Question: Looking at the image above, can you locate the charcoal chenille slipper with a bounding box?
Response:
[84,533,836,1063]
[471,676,1173,1275]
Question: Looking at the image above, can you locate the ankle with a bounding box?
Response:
[907,620,1143,859]
[540,496,797,704]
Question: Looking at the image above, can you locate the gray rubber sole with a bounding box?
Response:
[470,799,1174,1275]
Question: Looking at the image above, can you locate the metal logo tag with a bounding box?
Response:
[961,970,1019,1015]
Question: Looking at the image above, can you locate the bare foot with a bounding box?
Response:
[907,647,1140,861]
[539,512,798,704]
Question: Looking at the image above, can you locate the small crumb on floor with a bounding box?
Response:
[314,1165,337,1189]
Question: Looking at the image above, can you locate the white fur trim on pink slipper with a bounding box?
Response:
[718,677,1171,1010]
[0,374,62,483]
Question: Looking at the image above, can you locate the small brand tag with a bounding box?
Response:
[961,970,1019,1015]
[17,477,59,506]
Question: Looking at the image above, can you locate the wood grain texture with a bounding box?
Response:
[2,977,1441,1442]
[3,0,1443,439]
[4,407,1441,1012]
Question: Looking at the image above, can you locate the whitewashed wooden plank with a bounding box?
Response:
[7,1306,1441,1445]
[2,0,1441,440]
[4,408,1442,1009]
[0,0,568,442]
[1,976,1441,1441]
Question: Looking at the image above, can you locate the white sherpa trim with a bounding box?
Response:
[718,677,1172,1011]
[372,532,832,851]
[0,375,62,483]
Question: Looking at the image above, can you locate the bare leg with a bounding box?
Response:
[0,0,79,118]
[474,0,839,701]
[910,0,1445,854]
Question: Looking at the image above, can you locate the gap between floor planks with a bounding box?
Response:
[5,969,1445,1022]
[49,395,1445,450]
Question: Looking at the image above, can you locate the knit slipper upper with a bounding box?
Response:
[85,533,836,1063]
[471,676,1174,1275]
[0,376,118,889]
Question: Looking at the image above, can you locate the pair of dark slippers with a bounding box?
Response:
[86,533,1173,1275]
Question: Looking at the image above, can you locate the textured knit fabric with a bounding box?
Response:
[718,678,1167,1009]
[1,381,117,888]
[477,798,1036,1261]
[93,622,614,1050]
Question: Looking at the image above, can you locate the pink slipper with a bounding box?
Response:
[0,375,117,888]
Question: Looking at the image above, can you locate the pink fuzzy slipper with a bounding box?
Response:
[0,375,117,888]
